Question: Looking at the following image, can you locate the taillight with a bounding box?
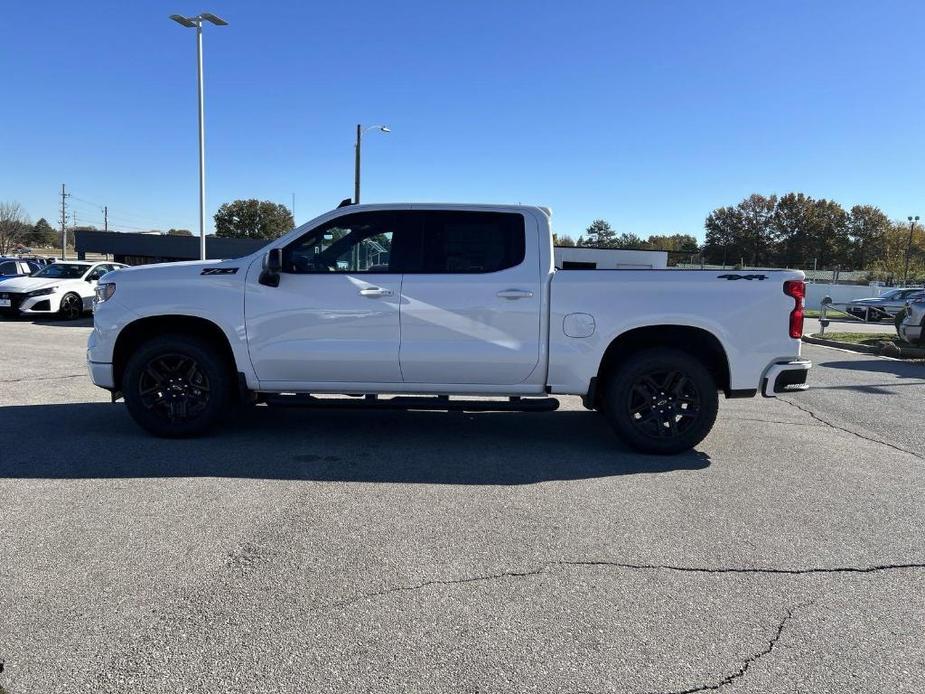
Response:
[784,280,805,339]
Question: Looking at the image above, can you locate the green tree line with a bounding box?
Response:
[702,193,925,279]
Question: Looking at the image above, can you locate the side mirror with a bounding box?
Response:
[259,248,282,287]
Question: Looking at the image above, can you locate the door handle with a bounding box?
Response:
[359,287,393,298]
[496,289,534,300]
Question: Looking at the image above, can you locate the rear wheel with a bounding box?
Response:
[602,348,718,455]
[122,335,232,437]
[58,292,83,320]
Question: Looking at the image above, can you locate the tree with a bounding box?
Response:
[552,233,576,247]
[168,228,193,236]
[213,200,294,240]
[0,201,31,254]
[738,194,778,266]
[28,217,57,247]
[645,234,699,253]
[808,198,849,269]
[847,205,890,269]
[580,219,618,248]
[615,232,645,249]
[703,204,746,266]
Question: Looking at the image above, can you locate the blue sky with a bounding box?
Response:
[2,0,924,240]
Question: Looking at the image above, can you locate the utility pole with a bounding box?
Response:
[291,193,296,225]
[354,123,390,204]
[904,215,919,286]
[104,206,108,232]
[59,184,70,260]
[354,123,362,204]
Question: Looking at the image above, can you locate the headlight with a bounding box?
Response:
[27,287,57,297]
[95,282,116,303]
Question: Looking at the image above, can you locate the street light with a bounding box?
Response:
[354,124,390,204]
[170,12,228,260]
[904,215,919,285]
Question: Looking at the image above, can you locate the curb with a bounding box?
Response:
[802,334,925,359]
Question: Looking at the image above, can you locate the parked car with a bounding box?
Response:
[899,296,925,345]
[0,260,126,319]
[87,203,811,453]
[846,287,925,321]
[0,257,39,281]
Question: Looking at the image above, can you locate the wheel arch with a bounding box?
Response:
[112,315,239,391]
[593,325,731,406]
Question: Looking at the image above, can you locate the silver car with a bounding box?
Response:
[899,297,925,344]
[847,287,925,321]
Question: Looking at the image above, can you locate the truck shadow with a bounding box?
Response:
[0,403,710,483]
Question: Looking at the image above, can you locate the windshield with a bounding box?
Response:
[32,263,89,279]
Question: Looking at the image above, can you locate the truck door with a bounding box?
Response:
[398,210,542,385]
[245,210,418,385]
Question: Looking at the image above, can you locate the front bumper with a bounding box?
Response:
[761,358,812,397]
[0,291,60,315]
[87,355,115,389]
[899,320,923,345]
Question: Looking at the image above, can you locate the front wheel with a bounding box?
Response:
[122,335,232,437]
[58,292,84,320]
[602,348,719,455]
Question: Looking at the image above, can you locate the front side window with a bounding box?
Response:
[86,266,109,281]
[0,261,17,275]
[420,211,525,273]
[282,212,417,274]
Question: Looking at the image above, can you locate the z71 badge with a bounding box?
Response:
[201,267,239,275]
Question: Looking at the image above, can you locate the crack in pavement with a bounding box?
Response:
[723,415,824,427]
[0,373,85,384]
[556,560,925,575]
[642,602,812,694]
[329,568,547,610]
[778,397,924,461]
[327,561,923,612]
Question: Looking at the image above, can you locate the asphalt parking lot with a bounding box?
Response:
[1,318,923,693]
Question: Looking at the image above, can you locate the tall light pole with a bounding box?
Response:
[170,12,228,260]
[904,215,919,285]
[354,124,390,204]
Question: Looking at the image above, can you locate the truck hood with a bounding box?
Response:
[112,257,252,282]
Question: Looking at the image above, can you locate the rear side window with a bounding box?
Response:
[419,211,525,273]
[0,261,17,275]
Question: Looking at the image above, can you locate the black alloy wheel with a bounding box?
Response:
[123,335,231,437]
[626,368,702,439]
[137,353,211,424]
[59,293,83,320]
[603,347,719,455]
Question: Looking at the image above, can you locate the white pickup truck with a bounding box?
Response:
[87,203,810,454]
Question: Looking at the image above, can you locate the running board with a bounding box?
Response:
[264,394,560,413]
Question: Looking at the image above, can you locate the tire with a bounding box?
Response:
[122,335,232,437]
[58,292,84,320]
[602,347,719,455]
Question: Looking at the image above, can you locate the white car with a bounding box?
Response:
[0,260,126,320]
[88,203,810,453]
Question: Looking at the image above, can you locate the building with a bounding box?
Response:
[74,230,266,265]
[554,246,668,269]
